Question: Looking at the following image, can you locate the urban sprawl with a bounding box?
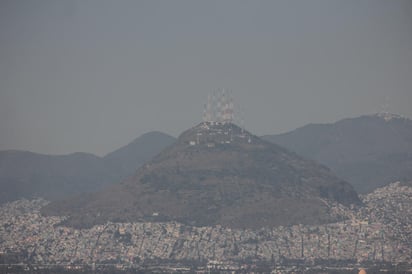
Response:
[0,182,411,272]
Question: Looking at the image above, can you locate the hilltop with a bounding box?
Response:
[43,122,360,229]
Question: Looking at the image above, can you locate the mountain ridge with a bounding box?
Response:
[0,131,176,203]
[262,113,412,193]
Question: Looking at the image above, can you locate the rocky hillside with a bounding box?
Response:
[43,122,360,229]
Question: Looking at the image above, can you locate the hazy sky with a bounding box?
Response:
[1,0,411,156]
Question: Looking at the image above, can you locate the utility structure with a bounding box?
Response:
[203,88,234,124]
[197,89,250,146]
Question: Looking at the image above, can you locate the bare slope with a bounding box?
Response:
[43,123,360,229]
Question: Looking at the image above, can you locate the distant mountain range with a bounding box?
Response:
[0,132,175,204]
[42,123,360,229]
[262,113,412,193]
[1,112,411,204]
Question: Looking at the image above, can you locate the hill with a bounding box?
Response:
[262,113,412,193]
[0,131,175,203]
[103,131,176,181]
[43,122,360,229]
[0,151,113,203]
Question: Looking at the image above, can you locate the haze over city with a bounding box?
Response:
[1,2,412,273]
[1,0,411,156]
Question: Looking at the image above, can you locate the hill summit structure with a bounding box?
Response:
[202,88,235,124]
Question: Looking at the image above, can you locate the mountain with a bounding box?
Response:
[262,113,412,193]
[0,132,176,204]
[0,151,114,203]
[103,131,176,182]
[43,122,360,229]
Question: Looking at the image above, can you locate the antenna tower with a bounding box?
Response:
[202,88,236,124]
